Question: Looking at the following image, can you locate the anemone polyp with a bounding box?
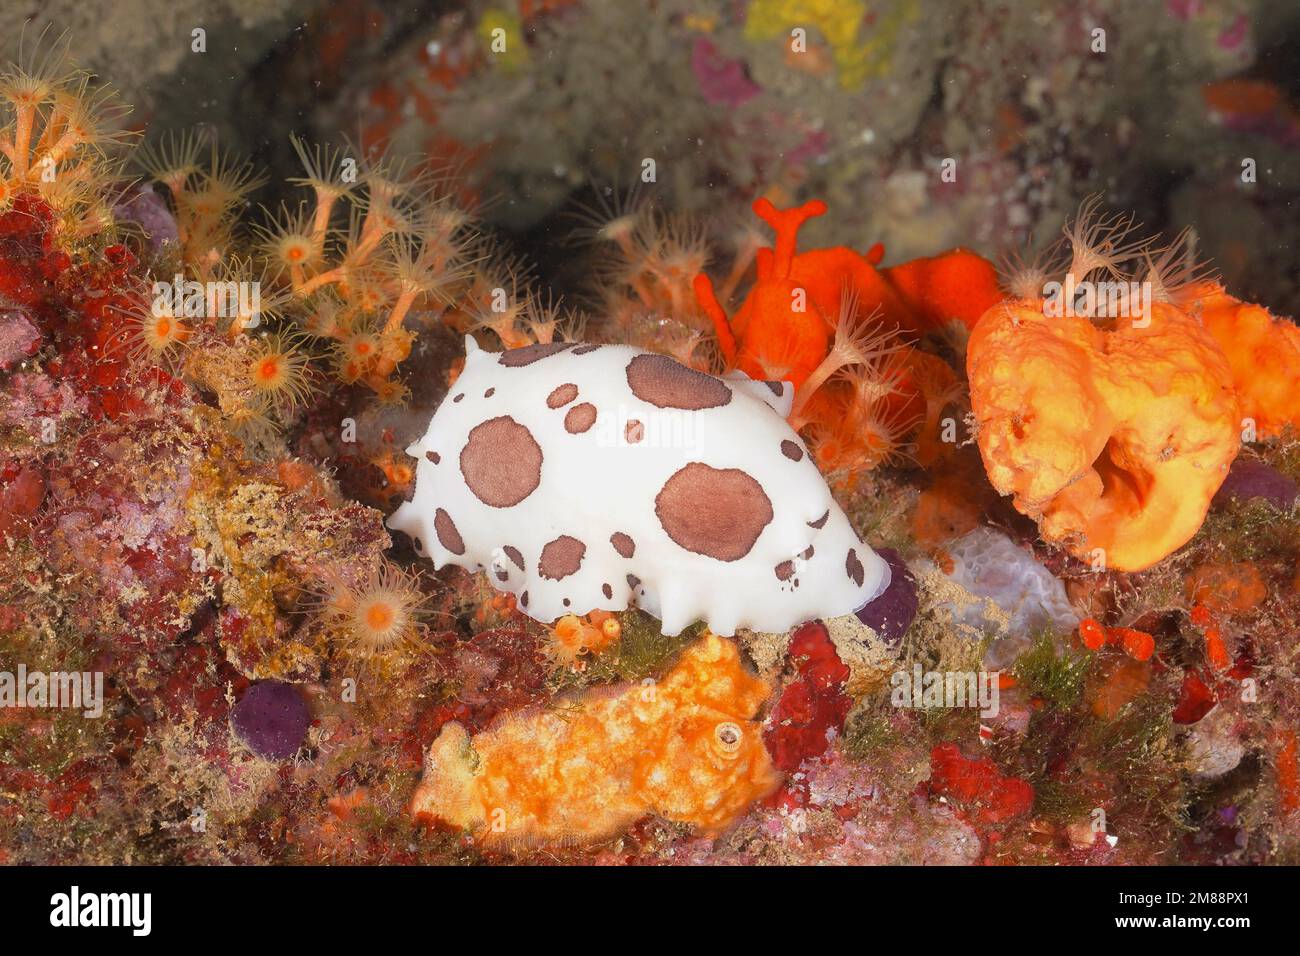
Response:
[258,230,317,283]
[314,562,428,658]
[0,32,132,226]
[332,353,366,384]
[342,331,379,363]
[371,376,411,406]
[349,277,391,314]
[117,295,190,363]
[148,314,185,348]
[858,408,915,469]
[254,203,319,278]
[542,614,594,669]
[246,333,314,413]
[541,611,622,671]
[280,235,313,264]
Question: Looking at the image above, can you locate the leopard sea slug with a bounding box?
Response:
[387,337,890,635]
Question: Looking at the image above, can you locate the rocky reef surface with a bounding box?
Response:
[2,1,1299,865]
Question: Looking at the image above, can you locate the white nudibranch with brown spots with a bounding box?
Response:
[387,337,891,636]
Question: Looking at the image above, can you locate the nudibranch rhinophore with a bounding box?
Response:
[387,337,890,635]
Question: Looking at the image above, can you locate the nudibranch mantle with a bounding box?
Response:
[388,337,890,635]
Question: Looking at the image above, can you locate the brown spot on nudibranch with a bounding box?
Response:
[547,383,578,408]
[539,535,586,581]
[654,463,773,561]
[781,440,803,461]
[625,419,644,444]
[521,591,529,608]
[809,510,829,529]
[434,508,465,555]
[626,353,732,410]
[610,532,635,558]
[801,545,814,560]
[846,548,864,587]
[425,451,440,464]
[484,387,495,398]
[495,568,509,583]
[572,344,601,355]
[775,560,795,582]
[503,545,524,571]
[564,403,597,434]
[453,393,464,403]
[602,583,613,599]
[460,416,543,507]
[627,574,640,590]
[499,342,573,367]
[765,381,784,397]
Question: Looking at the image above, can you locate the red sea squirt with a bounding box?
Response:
[0,462,45,536]
[764,621,853,771]
[929,742,1034,826]
[1173,670,1218,725]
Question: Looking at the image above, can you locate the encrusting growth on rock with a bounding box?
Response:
[410,633,779,846]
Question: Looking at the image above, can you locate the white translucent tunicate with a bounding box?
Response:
[935,527,1080,667]
[1185,705,1245,780]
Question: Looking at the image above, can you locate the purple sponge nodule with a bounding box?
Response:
[1212,457,1299,512]
[230,680,310,761]
[853,548,918,645]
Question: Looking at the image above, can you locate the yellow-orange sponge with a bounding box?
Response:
[1194,283,1300,439]
[410,633,779,847]
[967,300,1240,571]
